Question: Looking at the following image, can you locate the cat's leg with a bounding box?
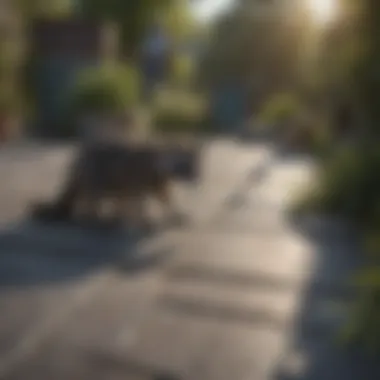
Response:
[154,178,184,227]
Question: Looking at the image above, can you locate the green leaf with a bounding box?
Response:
[354,269,380,287]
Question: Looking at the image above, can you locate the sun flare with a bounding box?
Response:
[308,0,337,24]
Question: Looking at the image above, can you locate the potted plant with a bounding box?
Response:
[69,64,141,138]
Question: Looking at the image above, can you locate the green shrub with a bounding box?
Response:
[298,145,380,352]
[152,88,208,133]
[339,272,380,353]
[69,64,140,117]
[259,92,302,127]
[0,86,23,117]
[284,117,333,154]
[0,91,18,115]
[170,54,194,87]
[309,122,334,158]
[296,146,380,223]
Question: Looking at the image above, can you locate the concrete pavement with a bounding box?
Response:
[0,139,369,380]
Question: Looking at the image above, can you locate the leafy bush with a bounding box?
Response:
[339,264,380,353]
[308,121,334,158]
[297,146,380,225]
[297,145,380,352]
[284,116,333,154]
[170,54,194,87]
[0,91,19,115]
[152,87,208,133]
[259,92,302,127]
[69,64,140,117]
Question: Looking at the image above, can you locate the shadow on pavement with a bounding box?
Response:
[274,213,380,380]
[0,216,172,288]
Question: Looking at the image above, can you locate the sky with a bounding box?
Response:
[191,0,235,23]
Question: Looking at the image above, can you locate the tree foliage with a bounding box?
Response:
[15,0,72,19]
[198,2,304,95]
[80,0,194,54]
[69,64,141,116]
[295,0,380,351]
[159,0,197,46]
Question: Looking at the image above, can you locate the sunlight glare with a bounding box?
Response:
[308,0,337,25]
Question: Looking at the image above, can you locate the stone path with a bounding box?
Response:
[0,140,372,380]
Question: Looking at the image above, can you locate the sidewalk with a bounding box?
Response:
[0,140,372,380]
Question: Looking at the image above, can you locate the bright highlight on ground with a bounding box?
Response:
[308,0,337,24]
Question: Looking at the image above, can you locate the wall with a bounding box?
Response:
[31,19,119,138]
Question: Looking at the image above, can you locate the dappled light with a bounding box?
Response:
[307,0,338,25]
[0,0,379,379]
